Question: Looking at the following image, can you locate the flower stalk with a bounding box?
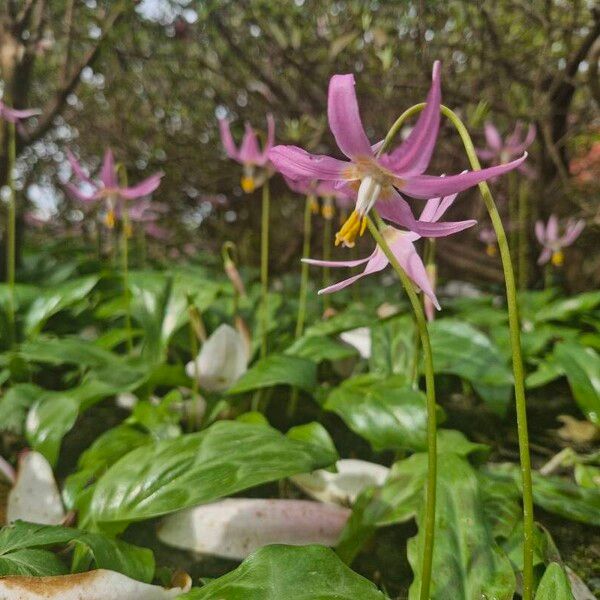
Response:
[260,180,270,358]
[117,165,133,353]
[367,210,437,600]
[295,193,314,338]
[322,197,333,311]
[5,121,16,346]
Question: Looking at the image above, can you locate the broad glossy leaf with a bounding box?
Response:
[369,315,415,377]
[18,337,118,369]
[534,563,574,600]
[0,384,41,434]
[227,354,317,395]
[90,421,337,522]
[25,276,99,336]
[407,453,515,600]
[534,291,600,323]
[0,522,153,582]
[324,374,438,452]
[304,307,375,337]
[285,335,358,363]
[554,342,600,424]
[179,545,388,600]
[428,319,513,414]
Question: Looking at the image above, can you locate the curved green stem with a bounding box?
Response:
[260,181,270,358]
[117,165,133,353]
[5,122,16,346]
[295,193,313,338]
[441,105,534,600]
[322,197,333,311]
[368,211,437,600]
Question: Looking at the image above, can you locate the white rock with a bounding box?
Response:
[0,569,191,600]
[158,498,350,560]
[291,459,389,505]
[6,451,65,526]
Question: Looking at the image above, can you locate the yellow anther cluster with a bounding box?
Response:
[322,203,335,221]
[105,209,116,229]
[310,197,320,215]
[551,250,564,267]
[241,176,256,193]
[335,210,367,247]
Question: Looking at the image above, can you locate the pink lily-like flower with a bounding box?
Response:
[218,114,275,193]
[284,176,355,218]
[65,148,163,228]
[269,61,526,248]
[535,214,584,266]
[303,191,473,309]
[477,121,536,177]
[0,99,40,125]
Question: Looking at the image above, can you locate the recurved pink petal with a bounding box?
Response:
[239,122,262,164]
[560,219,584,246]
[386,61,442,176]
[269,146,350,181]
[512,123,536,154]
[537,247,553,265]
[327,74,373,160]
[387,231,440,309]
[535,220,546,244]
[100,149,117,189]
[66,149,93,184]
[218,118,240,161]
[264,113,276,153]
[546,214,559,242]
[401,153,527,199]
[318,249,389,294]
[484,122,503,151]
[476,148,497,161]
[302,255,373,269]
[64,182,96,204]
[120,172,163,200]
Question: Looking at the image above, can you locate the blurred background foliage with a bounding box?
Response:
[1,0,599,286]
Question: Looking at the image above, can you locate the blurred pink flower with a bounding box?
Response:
[269,61,526,248]
[218,114,275,193]
[535,215,584,266]
[477,121,536,177]
[0,100,40,125]
[478,226,498,257]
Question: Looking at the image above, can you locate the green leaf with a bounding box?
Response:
[227,354,317,395]
[304,307,375,337]
[554,342,600,424]
[26,394,79,466]
[0,522,153,582]
[179,545,388,600]
[324,374,439,452]
[534,291,600,323]
[18,337,119,369]
[90,421,337,522]
[428,319,513,414]
[369,314,415,377]
[286,335,358,363]
[0,383,42,434]
[534,563,574,600]
[407,453,515,600]
[25,276,99,337]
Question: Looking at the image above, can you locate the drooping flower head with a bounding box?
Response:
[65,148,163,228]
[535,215,584,267]
[477,121,536,177]
[269,61,526,249]
[218,114,275,193]
[283,176,355,219]
[302,191,474,311]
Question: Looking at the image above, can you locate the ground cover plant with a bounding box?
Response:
[0,1,599,599]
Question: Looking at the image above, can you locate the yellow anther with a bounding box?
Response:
[105,209,116,229]
[485,243,497,257]
[241,176,256,193]
[334,210,367,248]
[322,203,335,221]
[310,197,320,215]
[551,250,564,267]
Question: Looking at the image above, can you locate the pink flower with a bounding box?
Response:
[535,214,584,266]
[478,226,498,257]
[65,148,163,227]
[218,114,275,193]
[269,61,526,248]
[303,192,474,310]
[477,121,536,177]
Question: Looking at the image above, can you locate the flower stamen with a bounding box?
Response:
[335,209,367,247]
[551,250,564,267]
